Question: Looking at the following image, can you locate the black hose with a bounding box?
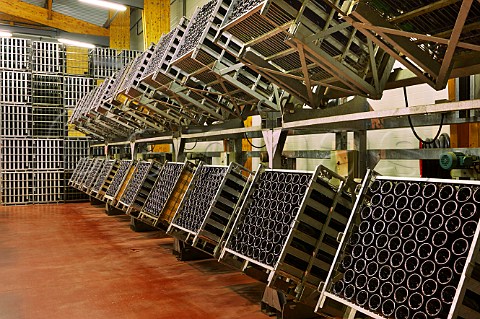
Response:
[403,86,445,145]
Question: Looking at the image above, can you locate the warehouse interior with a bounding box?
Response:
[1,0,480,318]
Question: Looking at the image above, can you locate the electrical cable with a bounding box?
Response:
[403,87,445,145]
[184,140,198,151]
[244,132,266,149]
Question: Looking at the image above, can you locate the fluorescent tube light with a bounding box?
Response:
[79,0,127,11]
[58,38,96,49]
[0,31,13,37]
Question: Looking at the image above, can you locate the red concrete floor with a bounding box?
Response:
[0,203,268,319]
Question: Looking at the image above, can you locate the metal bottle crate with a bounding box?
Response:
[103,159,135,206]
[70,157,94,188]
[136,161,196,228]
[115,44,157,100]
[80,158,106,193]
[64,170,89,202]
[125,161,164,216]
[141,18,189,90]
[0,37,32,71]
[0,71,31,103]
[116,160,156,212]
[64,76,94,108]
[114,161,153,210]
[167,162,251,257]
[317,171,480,319]
[139,19,217,125]
[64,137,89,171]
[75,157,103,191]
[32,107,66,138]
[32,170,64,203]
[168,0,244,121]
[0,104,32,137]
[105,64,133,105]
[32,138,64,171]
[218,0,393,105]
[68,157,88,186]
[1,170,33,205]
[32,41,65,74]
[89,159,117,198]
[169,0,282,117]
[0,138,33,171]
[219,165,355,304]
[31,74,64,106]
[89,48,120,78]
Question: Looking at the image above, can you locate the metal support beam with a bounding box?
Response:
[262,129,287,169]
[436,0,474,88]
[173,137,186,162]
[335,132,348,150]
[354,131,367,179]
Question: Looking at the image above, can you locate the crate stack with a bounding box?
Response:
[0,38,33,204]
[30,41,65,203]
[64,137,89,201]
[89,48,140,79]
[63,72,94,202]
[0,36,139,205]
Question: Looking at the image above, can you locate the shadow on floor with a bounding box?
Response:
[227,282,266,304]
[187,259,237,275]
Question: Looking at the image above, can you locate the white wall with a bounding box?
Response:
[367,84,449,177]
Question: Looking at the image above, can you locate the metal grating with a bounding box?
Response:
[317,171,480,319]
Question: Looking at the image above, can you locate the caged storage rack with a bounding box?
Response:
[167,162,252,257]
[217,0,394,106]
[317,170,480,319]
[117,160,163,214]
[103,159,135,206]
[135,161,196,228]
[219,164,356,307]
[89,159,118,199]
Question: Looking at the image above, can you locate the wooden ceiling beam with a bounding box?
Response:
[0,12,43,26]
[0,0,109,36]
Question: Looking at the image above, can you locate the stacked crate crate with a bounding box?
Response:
[64,137,90,202]
[89,48,121,78]
[0,37,139,205]
[31,41,66,203]
[0,38,33,204]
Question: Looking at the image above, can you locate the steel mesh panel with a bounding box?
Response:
[105,160,131,197]
[120,161,152,206]
[82,159,105,190]
[323,175,480,319]
[142,162,184,217]
[91,160,115,193]
[175,0,219,59]
[172,166,228,232]
[226,170,313,266]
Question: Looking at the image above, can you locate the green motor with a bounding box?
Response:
[440,152,478,170]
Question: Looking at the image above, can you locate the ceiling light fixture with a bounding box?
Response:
[58,38,96,49]
[0,31,13,37]
[79,0,127,11]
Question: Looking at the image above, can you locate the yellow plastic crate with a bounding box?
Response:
[65,46,89,76]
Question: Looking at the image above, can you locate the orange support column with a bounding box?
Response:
[142,0,170,49]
